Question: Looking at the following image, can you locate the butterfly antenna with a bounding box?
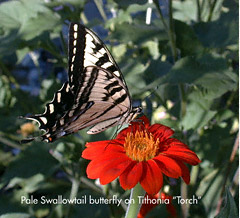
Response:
[143,85,159,101]
[112,124,122,139]
[103,124,123,151]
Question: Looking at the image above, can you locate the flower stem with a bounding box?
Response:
[179,83,187,118]
[0,133,22,150]
[94,0,107,21]
[80,12,89,25]
[153,0,168,32]
[216,132,239,215]
[66,177,80,217]
[196,0,202,22]
[168,0,177,62]
[181,182,189,218]
[125,183,146,218]
[153,0,177,63]
[207,0,217,21]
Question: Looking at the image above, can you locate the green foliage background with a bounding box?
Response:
[0,0,238,218]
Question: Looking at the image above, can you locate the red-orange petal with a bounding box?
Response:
[140,160,163,194]
[148,124,174,141]
[82,140,114,160]
[163,147,201,165]
[176,160,190,184]
[99,157,133,184]
[86,146,128,179]
[82,142,125,159]
[119,162,143,189]
[154,155,182,178]
[163,138,188,148]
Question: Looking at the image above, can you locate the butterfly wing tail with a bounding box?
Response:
[19,115,53,143]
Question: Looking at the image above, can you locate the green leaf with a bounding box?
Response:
[19,11,60,41]
[0,150,13,170]
[181,107,214,129]
[142,40,160,59]
[121,59,148,94]
[0,0,60,56]
[196,169,224,217]
[173,0,224,22]
[0,76,16,108]
[173,0,197,22]
[105,9,132,25]
[0,213,31,218]
[112,44,127,61]
[0,0,56,30]
[112,0,146,9]
[164,53,238,99]
[45,0,86,7]
[0,143,58,188]
[16,48,31,64]
[180,91,217,130]
[108,23,167,44]
[194,125,234,164]
[215,188,238,218]
[194,10,238,48]
[144,60,172,84]
[6,174,45,193]
[126,3,150,14]
[175,20,205,56]
[0,29,22,57]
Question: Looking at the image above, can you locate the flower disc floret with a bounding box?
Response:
[124,131,159,162]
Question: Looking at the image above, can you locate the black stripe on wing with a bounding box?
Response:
[68,23,129,91]
[72,66,130,114]
[68,23,85,94]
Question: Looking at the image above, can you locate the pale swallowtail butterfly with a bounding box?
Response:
[22,23,142,143]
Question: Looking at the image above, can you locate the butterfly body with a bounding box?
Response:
[23,23,141,143]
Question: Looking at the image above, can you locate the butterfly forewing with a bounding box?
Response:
[22,23,141,143]
[68,23,128,90]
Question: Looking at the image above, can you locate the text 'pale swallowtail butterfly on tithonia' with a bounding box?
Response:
[21,23,142,143]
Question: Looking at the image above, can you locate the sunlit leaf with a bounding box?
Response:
[108,22,167,44]
[173,0,198,22]
[164,53,237,99]
[0,76,16,108]
[175,20,205,56]
[194,10,238,48]
[0,213,31,218]
[0,143,58,188]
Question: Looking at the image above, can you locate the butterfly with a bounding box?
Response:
[22,23,142,143]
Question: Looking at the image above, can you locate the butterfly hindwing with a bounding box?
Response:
[24,82,74,131]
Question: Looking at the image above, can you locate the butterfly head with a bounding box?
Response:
[130,106,143,121]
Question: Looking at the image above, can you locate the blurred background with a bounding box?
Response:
[0,0,238,218]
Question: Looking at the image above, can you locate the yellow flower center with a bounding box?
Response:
[124,130,159,162]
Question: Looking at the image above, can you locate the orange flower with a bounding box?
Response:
[82,116,201,194]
